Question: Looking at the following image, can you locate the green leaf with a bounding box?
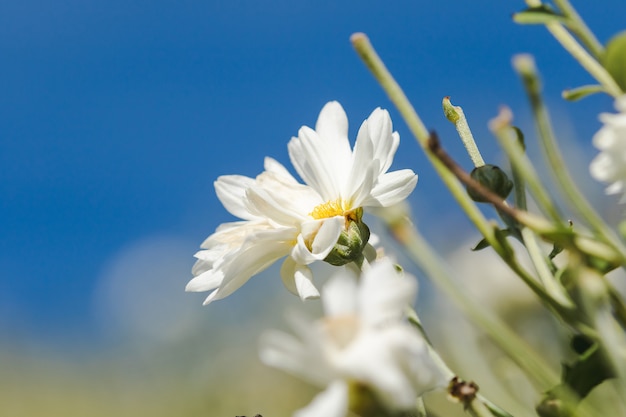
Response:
[562,84,604,101]
[513,5,569,25]
[471,229,514,251]
[537,337,614,417]
[471,237,490,251]
[601,31,626,92]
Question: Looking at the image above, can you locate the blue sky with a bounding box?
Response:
[1,0,623,345]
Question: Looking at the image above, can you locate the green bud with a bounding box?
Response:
[467,164,513,203]
[323,208,370,266]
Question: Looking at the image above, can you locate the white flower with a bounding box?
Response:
[590,95,626,201]
[259,259,448,416]
[186,101,418,305]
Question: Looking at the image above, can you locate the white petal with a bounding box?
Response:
[294,381,349,417]
[263,156,300,184]
[366,108,398,174]
[294,265,320,300]
[339,327,443,410]
[259,313,335,385]
[322,269,358,317]
[288,127,341,201]
[315,101,350,149]
[214,175,259,220]
[359,259,417,326]
[291,217,344,264]
[245,185,304,225]
[280,258,320,300]
[280,257,299,296]
[202,236,293,304]
[185,268,224,292]
[365,170,418,207]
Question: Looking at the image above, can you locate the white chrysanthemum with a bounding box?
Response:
[590,95,626,201]
[259,259,447,416]
[186,101,418,305]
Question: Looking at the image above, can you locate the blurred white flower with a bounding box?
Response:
[187,101,417,305]
[259,259,447,416]
[589,95,626,201]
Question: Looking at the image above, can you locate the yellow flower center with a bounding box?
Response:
[309,198,350,219]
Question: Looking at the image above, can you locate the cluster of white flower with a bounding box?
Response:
[186,102,444,415]
[186,101,417,305]
[590,95,626,201]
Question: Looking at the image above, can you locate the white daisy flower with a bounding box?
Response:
[259,259,448,416]
[590,95,626,201]
[186,101,418,305]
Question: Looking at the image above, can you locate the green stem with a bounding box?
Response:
[390,216,558,389]
[509,128,528,212]
[488,107,564,226]
[552,0,604,58]
[443,97,485,167]
[521,227,573,308]
[524,0,622,97]
[513,55,626,265]
[350,33,511,279]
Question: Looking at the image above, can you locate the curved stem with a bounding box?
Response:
[350,33,508,269]
[389,216,558,389]
[552,0,604,58]
[524,0,622,97]
[513,54,626,265]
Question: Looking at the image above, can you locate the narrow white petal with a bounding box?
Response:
[339,327,440,410]
[259,330,312,377]
[366,108,398,174]
[294,265,320,300]
[185,269,224,292]
[291,217,343,264]
[322,269,358,317]
[359,259,417,326]
[245,186,304,225]
[347,162,377,208]
[365,170,418,207]
[294,381,349,417]
[263,156,300,184]
[203,238,292,304]
[214,175,258,220]
[280,257,299,296]
[288,127,341,200]
[310,216,344,255]
[315,101,349,148]
[281,256,321,300]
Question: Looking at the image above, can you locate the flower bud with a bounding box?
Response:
[467,164,513,202]
[323,208,370,266]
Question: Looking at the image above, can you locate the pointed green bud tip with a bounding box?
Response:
[323,208,370,266]
[442,96,460,123]
[467,164,514,203]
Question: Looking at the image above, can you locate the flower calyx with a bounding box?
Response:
[323,207,371,266]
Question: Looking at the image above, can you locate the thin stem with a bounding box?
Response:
[524,0,622,97]
[443,97,485,167]
[388,216,558,389]
[521,227,573,308]
[552,0,604,58]
[513,55,626,265]
[489,107,564,225]
[468,398,497,417]
[509,128,528,211]
[350,33,509,270]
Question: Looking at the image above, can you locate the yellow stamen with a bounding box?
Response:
[309,198,350,219]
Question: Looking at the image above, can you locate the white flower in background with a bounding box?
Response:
[589,95,626,201]
[186,101,418,305]
[259,259,447,417]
